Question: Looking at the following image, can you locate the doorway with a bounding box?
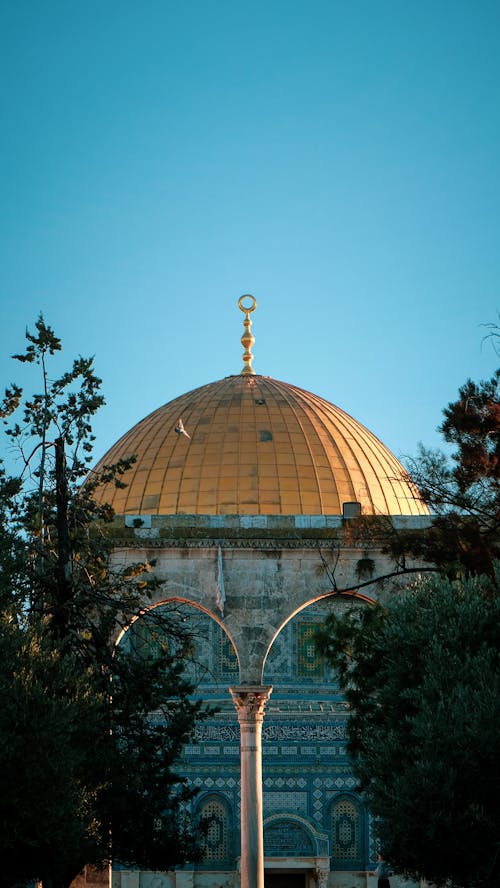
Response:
[264,875,306,888]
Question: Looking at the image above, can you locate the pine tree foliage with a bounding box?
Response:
[389,369,500,576]
[0,316,206,888]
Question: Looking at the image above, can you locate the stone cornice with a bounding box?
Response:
[108,535,348,549]
[103,512,431,549]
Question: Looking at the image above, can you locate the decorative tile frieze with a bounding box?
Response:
[263,791,308,813]
[263,722,347,741]
[194,724,239,742]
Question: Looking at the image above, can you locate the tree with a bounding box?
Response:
[0,628,107,888]
[0,316,206,887]
[315,571,500,888]
[390,369,500,577]
[313,369,499,602]
[314,365,500,886]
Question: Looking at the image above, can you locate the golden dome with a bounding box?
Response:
[92,373,427,517]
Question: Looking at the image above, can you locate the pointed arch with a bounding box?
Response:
[263,813,329,857]
[329,792,366,870]
[263,591,375,681]
[195,792,234,867]
[116,597,240,683]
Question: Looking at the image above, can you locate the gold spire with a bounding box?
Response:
[238,294,257,375]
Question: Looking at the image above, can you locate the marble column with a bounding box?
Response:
[229,685,272,888]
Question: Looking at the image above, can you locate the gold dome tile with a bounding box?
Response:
[92,374,428,517]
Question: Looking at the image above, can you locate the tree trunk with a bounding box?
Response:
[54,435,72,640]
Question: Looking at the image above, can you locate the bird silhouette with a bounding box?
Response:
[175,418,191,439]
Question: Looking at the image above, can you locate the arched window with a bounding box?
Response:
[197,794,232,866]
[330,795,364,870]
[264,818,315,857]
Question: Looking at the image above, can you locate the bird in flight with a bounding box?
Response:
[175,418,191,439]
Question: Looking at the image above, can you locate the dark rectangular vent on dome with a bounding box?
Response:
[255,398,266,405]
[259,430,273,442]
[343,501,362,519]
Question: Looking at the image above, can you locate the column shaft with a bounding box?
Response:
[230,685,272,888]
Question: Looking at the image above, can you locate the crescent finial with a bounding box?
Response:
[238,295,257,375]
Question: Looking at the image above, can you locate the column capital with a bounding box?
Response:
[229,685,272,723]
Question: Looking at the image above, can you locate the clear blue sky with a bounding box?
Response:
[1,1,499,469]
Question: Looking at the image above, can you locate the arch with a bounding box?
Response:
[263,591,374,684]
[329,792,366,871]
[115,595,238,655]
[264,813,328,858]
[195,792,234,867]
[115,596,240,681]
